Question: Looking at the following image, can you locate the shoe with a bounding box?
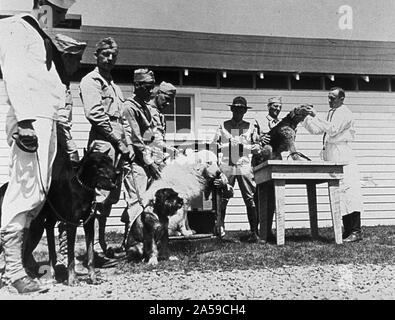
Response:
[11,276,49,294]
[88,252,118,268]
[343,231,362,243]
[240,231,260,243]
[105,247,126,259]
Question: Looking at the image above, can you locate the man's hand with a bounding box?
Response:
[260,133,271,145]
[15,120,38,152]
[146,163,161,180]
[116,139,131,159]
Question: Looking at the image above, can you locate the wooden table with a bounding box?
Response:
[253,160,345,245]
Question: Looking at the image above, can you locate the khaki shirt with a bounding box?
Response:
[79,67,128,145]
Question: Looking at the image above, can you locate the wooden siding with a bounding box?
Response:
[1,82,395,231]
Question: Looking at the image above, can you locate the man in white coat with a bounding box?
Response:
[0,0,76,294]
[302,87,363,242]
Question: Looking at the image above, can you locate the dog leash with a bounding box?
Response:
[35,152,99,227]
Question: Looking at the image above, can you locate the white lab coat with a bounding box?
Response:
[302,105,363,216]
[0,14,63,232]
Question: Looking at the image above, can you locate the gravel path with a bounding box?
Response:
[1,263,394,300]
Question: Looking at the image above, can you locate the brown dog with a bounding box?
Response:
[126,188,184,265]
[252,104,314,166]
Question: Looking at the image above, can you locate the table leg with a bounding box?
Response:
[258,183,268,241]
[274,180,286,245]
[306,182,319,240]
[328,180,343,245]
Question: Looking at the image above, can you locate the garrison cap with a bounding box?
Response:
[53,34,86,55]
[227,96,251,109]
[95,37,118,53]
[158,81,176,97]
[133,68,155,83]
[268,96,282,106]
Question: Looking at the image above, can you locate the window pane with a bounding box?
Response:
[256,74,288,89]
[324,76,356,91]
[165,116,175,133]
[291,75,322,90]
[162,100,174,115]
[220,72,253,88]
[176,97,191,114]
[183,71,217,87]
[153,70,180,85]
[358,76,389,91]
[176,116,191,132]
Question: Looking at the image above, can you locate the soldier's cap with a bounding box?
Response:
[268,96,282,106]
[158,81,176,97]
[133,68,155,83]
[46,0,76,10]
[227,96,251,109]
[95,37,118,53]
[53,34,87,55]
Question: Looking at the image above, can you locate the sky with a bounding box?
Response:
[1,0,395,41]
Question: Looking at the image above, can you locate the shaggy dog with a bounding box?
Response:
[0,150,118,285]
[126,188,184,265]
[252,104,314,166]
[125,150,222,265]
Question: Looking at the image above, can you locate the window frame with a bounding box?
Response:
[164,93,195,141]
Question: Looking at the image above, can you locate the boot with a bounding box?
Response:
[1,228,47,294]
[342,214,353,239]
[344,211,362,243]
[240,207,260,243]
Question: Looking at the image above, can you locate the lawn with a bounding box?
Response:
[99,225,395,273]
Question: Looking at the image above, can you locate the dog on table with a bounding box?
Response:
[252,104,315,166]
[0,149,119,286]
[125,150,225,264]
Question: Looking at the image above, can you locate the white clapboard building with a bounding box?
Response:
[1,0,395,231]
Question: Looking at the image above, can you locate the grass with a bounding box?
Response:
[33,225,395,274]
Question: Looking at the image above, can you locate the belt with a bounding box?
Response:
[109,116,122,123]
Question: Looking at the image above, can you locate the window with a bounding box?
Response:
[358,76,389,91]
[220,72,253,88]
[163,95,193,139]
[183,70,217,87]
[256,74,289,89]
[152,69,180,85]
[324,75,356,91]
[291,75,323,90]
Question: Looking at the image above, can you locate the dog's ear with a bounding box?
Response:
[288,109,296,119]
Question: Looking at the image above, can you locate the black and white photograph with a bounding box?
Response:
[0,0,395,306]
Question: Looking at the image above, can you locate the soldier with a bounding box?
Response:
[148,81,179,166]
[212,96,261,243]
[121,69,161,250]
[79,37,133,261]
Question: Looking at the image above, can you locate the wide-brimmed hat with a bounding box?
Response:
[227,96,251,109]
[47,0,76,10]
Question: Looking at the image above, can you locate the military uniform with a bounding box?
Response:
[212,97,260,240]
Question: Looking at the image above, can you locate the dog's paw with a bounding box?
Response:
[147,256,158,266]
[181,229,194,236]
